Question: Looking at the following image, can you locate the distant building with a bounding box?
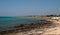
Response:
[51,17,60,19]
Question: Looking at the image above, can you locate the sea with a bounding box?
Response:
[0,17,42,32]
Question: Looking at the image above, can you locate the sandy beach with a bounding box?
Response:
[42,19,60,35]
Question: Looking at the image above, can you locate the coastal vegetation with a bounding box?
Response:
[45,15,60,17]
[26,15,60,17]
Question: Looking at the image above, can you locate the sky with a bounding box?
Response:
[0,0,60,16]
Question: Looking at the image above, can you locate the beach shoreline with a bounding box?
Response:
[0,18,57,35]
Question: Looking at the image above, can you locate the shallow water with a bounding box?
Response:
[0,17,42,32]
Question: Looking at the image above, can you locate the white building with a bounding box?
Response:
[51,17,60,20]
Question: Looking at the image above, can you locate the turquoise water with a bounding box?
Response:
[0,17,42,32]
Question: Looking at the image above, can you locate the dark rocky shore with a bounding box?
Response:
[0,19,56,35]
